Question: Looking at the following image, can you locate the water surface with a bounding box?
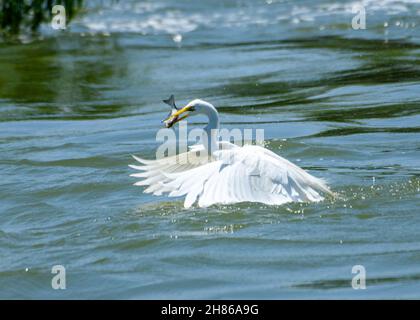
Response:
[0,0,419,299]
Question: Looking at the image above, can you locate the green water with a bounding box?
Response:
[0,0,419,299]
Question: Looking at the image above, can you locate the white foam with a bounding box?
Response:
[70,0,419,36]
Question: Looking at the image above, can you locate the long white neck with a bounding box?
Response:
[200,102,219,154]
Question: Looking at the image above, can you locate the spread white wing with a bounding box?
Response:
[129,144,212,195]
[130,143,332,208]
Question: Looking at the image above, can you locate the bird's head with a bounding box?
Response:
[163,99,212,128]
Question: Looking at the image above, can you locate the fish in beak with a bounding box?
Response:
[162,95,192,128]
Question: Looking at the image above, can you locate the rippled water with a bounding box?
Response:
[0,0,419,299]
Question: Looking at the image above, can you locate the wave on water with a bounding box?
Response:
[68,0,419,38]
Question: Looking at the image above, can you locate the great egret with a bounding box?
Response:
[130,97,332,208]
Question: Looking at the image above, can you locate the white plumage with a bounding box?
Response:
[130,99,332,208]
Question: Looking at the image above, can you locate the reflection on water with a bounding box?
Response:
[0,0,419,299]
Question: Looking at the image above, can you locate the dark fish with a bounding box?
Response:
[162,95,179,128]
[163,94,178,110]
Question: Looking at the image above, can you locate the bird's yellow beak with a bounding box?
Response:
[163,105,192,128]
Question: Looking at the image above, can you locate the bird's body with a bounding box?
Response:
[130,98,332,208]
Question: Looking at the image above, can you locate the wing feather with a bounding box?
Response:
[131,144,332,208]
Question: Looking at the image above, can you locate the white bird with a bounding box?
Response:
[130,98,333,208]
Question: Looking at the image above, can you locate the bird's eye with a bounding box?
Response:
[189,106,195,111]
